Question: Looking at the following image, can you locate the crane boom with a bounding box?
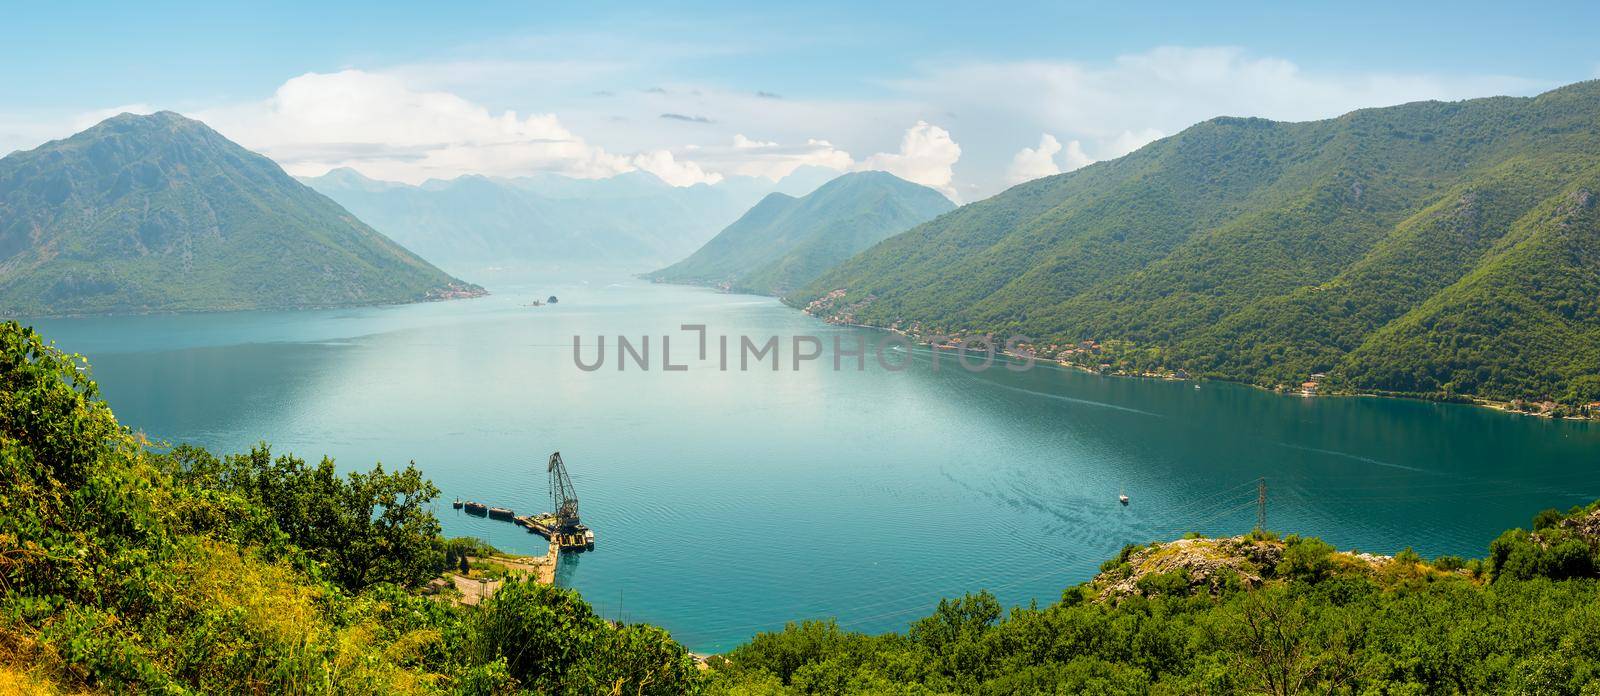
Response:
[547,451,580,530]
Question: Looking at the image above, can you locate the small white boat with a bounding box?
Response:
[1119,489,1130,506]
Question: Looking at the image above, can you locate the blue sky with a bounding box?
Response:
[5,1,1597,199]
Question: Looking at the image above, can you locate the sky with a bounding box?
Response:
[3,1,1598,201]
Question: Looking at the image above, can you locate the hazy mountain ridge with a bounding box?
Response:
[0,112,481,317]
[300,165,840,274]
[646,171,954,296]
[794,81,1600,405]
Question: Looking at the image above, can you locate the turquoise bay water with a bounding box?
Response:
[26,272,1600,653]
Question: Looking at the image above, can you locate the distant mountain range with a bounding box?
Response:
[795,80,1600,406]
[300,165,839,274]
[0,112,481,317]
[645,171,953,295]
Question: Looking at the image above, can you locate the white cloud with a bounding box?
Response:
[732,134,778,149]
[800,139,855,172]
[858,121,961,200]
[702,124,966,188]
[26,44,1546,199]
[185,69,867,187]
[629,149,723,186]
[195,69,633,184]
[1005,133,1062,184]
[1059,138,1093,172]
[1006,133,1097,186]
[1107,128,1164,158]
[554,83,919,169]
[1005,133,1088,185]
[900,47,1538,134]
[689,135,853,180]
[891,46,1544,197]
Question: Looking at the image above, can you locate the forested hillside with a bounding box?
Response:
[0,113,482,317]
[647,171,953,296]
[794,81,1600,406]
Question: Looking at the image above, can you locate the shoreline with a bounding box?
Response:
[622,279,1599,424]
[809,314,1600,424]
[2,285,491,321]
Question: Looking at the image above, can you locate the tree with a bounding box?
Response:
[1533,508,1564,530]
[475,581,609,693]
[595,623,701,696]
[722,620,854,686]
[346,460,444,588]
[909,592,1003,686]
[1278,535,1336,583]
[1224,587,1319,695]
[171,444,444,590]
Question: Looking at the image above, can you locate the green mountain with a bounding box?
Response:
[0,112,482,317]
[795,81,1600,405]
[647,171,954,295]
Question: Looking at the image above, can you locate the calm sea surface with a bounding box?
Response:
[25,271,1600,652]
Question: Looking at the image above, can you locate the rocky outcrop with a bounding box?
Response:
[1091,534,1403,601]
[1093,537,1281,600]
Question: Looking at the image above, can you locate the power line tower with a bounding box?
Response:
[1256,478,1268,531]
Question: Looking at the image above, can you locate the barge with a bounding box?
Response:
[452,451,597,551]
[513,512,595,550]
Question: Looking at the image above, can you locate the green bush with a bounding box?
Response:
[1278,534,1336,583]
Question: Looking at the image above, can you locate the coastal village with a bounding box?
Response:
[803,288,1600,420]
